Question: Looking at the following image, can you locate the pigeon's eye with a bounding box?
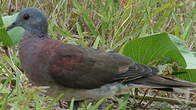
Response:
[23,14,30,20]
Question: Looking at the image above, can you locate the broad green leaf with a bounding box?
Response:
[122,33,183,66]
[7,27,24,45]
[121,33,196,81]
[0,13,24,46]
[175,69,196,82]
[0,15,13,46]
[169,34,196,69]
[2,13,18,25]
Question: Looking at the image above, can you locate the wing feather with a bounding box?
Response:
[47,41,132,89]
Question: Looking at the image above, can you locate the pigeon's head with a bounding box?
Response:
[7,8,48,35]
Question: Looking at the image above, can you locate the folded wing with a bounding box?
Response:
[47,40,196,89]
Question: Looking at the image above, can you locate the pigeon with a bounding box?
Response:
[7,8,196,101]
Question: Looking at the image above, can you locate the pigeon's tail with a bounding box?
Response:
[115,63,196,90]
[129,75,196,89]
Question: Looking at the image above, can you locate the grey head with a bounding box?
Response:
[7,8,48,37]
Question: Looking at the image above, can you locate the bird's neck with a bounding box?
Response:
[19,31,49,52]
[25,22,48,37]
[23,30,48,39]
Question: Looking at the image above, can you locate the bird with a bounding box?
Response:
[7,8,196,101]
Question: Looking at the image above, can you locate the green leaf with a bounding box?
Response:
[121,33,196,81]
[0,15,13,46]
[168,34,196,69]
[7,27,24,45]
[175,69,196,82]
[2,13,18,25]
[0,13,24,46]
[122,33,182,65]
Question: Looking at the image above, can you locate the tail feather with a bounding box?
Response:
[115,63,196,89]
[129,75,196,88]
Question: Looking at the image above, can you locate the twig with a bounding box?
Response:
[138,89,149,106]
[143,91,158,109]
[129,94,196,107]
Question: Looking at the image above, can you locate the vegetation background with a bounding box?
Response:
[0,0,196,109]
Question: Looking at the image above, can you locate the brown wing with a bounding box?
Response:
[47,40,133,89]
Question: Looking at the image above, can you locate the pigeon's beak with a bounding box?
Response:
[7,21,19,31]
